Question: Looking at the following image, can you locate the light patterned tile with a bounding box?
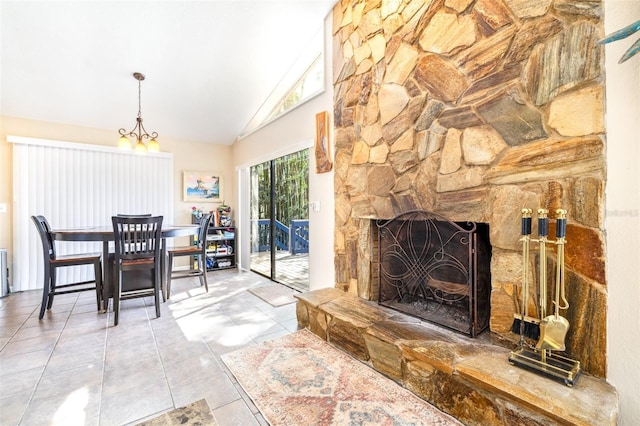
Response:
[163,351,222,389]
[0,334,58,357]
[0,270,286,425]
[156,338,211,365]
[55,328,107,351]
[0,348,52,374]
[104,344,159,373]
[233,382,260,415]
[253,328,291,343]
[9,327,61,343]
[22,385,101,426]
[32,363,103,399]
[100,381,173,426]
[0,390,32,426]
[44,347,104,376]
[102,363,167,398]
[281,317,303,333]
[0,366,41,397]
[170,372,240,410]
[212,399,261,426]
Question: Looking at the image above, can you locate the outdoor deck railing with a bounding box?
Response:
[253,219,309,254]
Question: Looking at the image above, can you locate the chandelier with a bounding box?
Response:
[118,72,159,153]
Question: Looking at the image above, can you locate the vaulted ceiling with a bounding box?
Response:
[1,1,336,145]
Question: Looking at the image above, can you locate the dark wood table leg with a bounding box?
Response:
[101,240,110,313]
[161,237,167,302]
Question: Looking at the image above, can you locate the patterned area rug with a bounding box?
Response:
[221,330,461,425]
[136,399,216,425]
[248,284,297,307]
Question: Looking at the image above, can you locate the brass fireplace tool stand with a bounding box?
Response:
[509,208,581,387]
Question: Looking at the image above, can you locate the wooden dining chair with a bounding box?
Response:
[166,213,213,299]
[111,215,163,326]
[106,213,158,307]
[31,215,103,320]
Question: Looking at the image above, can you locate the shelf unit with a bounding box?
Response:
[191,216,237,271]
[192,216,237,271]
[205,226,236,271]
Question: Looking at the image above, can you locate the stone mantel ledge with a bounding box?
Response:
[295,288,618,426]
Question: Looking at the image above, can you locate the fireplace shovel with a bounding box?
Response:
[537,314,569,351]
[536,209,569,352]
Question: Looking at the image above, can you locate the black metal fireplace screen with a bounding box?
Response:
[376,210,491,337]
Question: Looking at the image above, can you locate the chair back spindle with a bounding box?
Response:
[33,215,56,259]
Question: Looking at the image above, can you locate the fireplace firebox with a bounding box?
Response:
[376,210,491,337]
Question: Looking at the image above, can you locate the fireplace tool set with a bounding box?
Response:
[508,208,581,386]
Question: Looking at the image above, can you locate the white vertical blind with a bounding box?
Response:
[10,136,174,292]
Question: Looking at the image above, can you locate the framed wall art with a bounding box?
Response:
[315,111,333,173]
[183,171,223,202]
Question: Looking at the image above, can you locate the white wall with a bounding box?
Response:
[231,11,335,291]
[604,2,640,424]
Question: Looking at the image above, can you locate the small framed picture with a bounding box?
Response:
[183,171,223,202]
[315,111,333,173]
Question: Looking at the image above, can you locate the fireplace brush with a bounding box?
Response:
[511,208,540,342]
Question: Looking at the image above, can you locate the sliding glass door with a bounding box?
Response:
[249,149,309,291]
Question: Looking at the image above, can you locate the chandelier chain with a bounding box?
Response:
[138,78,142,118]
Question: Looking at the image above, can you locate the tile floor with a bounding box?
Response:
[0,269,301,425]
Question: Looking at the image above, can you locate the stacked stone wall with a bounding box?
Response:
[332,0,606,377]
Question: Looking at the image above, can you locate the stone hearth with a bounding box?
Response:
[295,288,618,425]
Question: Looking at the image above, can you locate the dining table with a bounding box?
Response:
[49,224,200,311]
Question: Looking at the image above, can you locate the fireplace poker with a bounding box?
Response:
[536,209,550,342]
[533,209,549,361]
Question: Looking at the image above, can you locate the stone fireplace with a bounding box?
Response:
[296,1,618,423]
[331,0,607,379]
